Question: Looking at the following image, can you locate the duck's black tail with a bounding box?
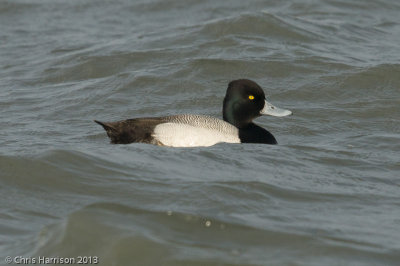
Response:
[94,120,120,143]
[94,120,114,131]
[94,118,162,144]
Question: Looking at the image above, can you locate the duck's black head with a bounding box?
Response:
[223,79,292,128]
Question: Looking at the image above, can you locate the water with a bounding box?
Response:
[1,0,400,265]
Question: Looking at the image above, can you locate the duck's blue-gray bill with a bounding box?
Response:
[260,100,292,117]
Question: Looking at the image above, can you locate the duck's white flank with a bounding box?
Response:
[152,114,240,147]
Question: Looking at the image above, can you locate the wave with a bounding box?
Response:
[26,201,399,265]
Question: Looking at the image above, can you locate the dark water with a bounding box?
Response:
[1,0,400,265]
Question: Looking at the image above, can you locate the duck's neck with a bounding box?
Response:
[223,100,249,128]
[223,98,234,124]
[223,114,251,129]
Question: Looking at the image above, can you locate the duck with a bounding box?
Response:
[95,79,292,147]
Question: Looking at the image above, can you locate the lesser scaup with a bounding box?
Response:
[95,79,292,147]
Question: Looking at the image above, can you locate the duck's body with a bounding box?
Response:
[95,79,292,147]
[95,114,240,147]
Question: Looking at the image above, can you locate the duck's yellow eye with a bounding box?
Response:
[249,95,255,100]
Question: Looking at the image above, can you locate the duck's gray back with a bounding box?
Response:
[154,114,240,147]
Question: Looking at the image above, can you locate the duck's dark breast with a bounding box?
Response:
[238,123,277,144]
